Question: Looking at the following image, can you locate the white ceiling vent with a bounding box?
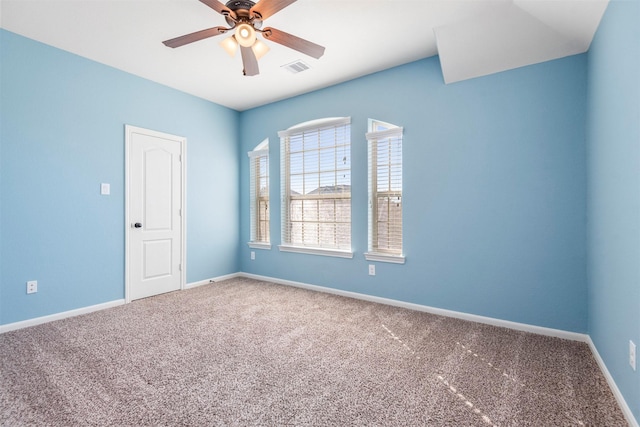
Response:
[282,60,310,74]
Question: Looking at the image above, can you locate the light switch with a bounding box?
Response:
[101,183,110,195]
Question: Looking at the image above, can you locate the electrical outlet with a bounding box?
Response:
[630,340,636,371]
[368,264,375,276]
[26,280,37,294]
[250,251,255,260]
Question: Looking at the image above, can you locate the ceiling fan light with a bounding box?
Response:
[235,23,256,48]
[220,36,238,57]
[252,39,270,60]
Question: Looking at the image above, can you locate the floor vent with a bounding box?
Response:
[282,60,310,74]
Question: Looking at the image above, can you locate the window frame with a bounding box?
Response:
[365,120,405,264]
[248,139,271,249]
[278,117,353,259]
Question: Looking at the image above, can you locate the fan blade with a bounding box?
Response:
[163,26,229,48]
[250,0,296,20]
[199,0,232,16]
[262,27,325,59]
[240,45,260,76]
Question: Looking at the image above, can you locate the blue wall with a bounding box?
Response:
[239,54,589,333]
[587,0,640,422]
[0,30,240,325]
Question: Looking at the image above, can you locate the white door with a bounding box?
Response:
[126,125,185,301]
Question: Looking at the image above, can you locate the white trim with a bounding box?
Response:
[365,126,403,140]
[182,142,188,290]
[185,279,214,289]
[278,116,351,138]
[124,125,187,304]
[278,245,354,259]
[244,268,637,422]
[125,125,131,302]
[248,242,272,250]
[185,272,242,289]
[2,270,634,426]
[247,148,269,158]
[0,300,125,334]
[238,272,588,342]
[364,252,406,264]
[251,138,269,152]
[368,118,397,131]
[0,273,242,333]
[587,337,639,427]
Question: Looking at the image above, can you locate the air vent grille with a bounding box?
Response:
[282,60,310,74]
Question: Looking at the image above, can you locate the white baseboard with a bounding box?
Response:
[587,337,639,427]
[240,272,638,426]
[185,272,242,289]
[0,273,241,333]
[239,272,588,342]
[0,299,125,334]
[2,271,635,426]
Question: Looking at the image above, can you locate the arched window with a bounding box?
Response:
[365,119,404,263]
[278,117,352,258]
[248,139,270,248]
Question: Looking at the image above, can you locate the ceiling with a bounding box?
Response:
[0,0,609,111]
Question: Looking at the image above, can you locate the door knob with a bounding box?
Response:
[134,223,142,228]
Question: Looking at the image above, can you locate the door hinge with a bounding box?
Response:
[179,263,182,271]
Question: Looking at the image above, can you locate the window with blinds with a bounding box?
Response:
[279,117,352,257]
[366,120,405,263]
[248,139,270,248]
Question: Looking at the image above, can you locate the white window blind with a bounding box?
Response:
[366,125,404,262]
[248,140,269,246]
[279,117,352,256]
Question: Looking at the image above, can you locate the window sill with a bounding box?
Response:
[278,245,354,259]
[248,242,271,250]
[364,252,405,264]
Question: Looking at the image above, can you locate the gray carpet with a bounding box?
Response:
[0,277,628,426]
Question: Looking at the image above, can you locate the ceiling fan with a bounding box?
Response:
[163,0,325,76]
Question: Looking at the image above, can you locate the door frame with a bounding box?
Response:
[124,124,186,303]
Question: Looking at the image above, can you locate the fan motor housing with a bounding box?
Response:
[225,0,255,11]
[224,0,260,27]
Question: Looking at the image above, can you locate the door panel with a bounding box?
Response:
[126,126,184,301]
[144,148,173,230]
[143,239,173,279]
